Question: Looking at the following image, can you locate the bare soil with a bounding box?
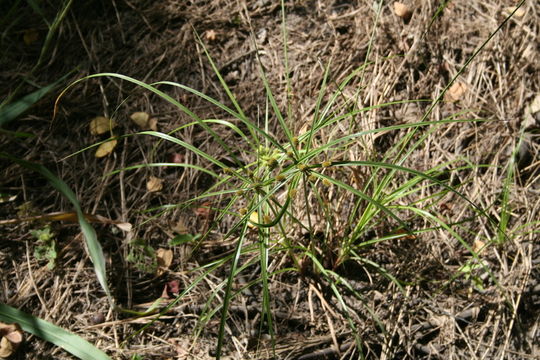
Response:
[1,1,539,359]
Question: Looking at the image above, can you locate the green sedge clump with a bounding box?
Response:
[322,160,332,168]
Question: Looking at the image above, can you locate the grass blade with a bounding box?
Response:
[0,74,69,126]
[0,303,110,360]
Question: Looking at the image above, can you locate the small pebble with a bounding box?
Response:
[91,313,105,324]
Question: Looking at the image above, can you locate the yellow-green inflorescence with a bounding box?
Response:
[258,145,282,170]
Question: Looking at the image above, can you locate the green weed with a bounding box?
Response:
[30,225,57,270]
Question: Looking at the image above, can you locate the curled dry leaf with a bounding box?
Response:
[0,322,23,358]
[445,82,468,103]
[95,139,118,158]
[146,176,163,192]
[130,111,150,129]
[156,248,173,275]
[90,116,115,135]
[394,2,413,22]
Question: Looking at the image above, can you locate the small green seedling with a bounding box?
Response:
[458,262,486,292]
[31,225,57,270]
[126,238,157,274]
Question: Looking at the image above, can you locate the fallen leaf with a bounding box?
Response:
[130,111,150,129]
[445,82,468,103]
[23,29,39,45]
[115,222,132,232]
[148,117,158,131]
[171,218,188,234]
[90,116,115,135]
[394,2,413,22]
[472,239,485,253]
[166,280,180,296]
[170,233,194,246]
[503,6,525,18]
[168,152,185,164]
[156,248,173,275]
[0,194,17,204]
[205,29,217,41]
[194,201,213,219]
[146,176,163,192]
[392,228,417,240]
[298,122,310,136]
[95,139,117,158]
[0,322,23,358]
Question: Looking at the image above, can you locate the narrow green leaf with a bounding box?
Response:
[0,303,110,360]
[0,74,69,126]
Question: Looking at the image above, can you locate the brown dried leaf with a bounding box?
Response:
[166,279,180,296]
[148,117,158,131]
[445,82,468,103]
[0,322,23,358]
[205,29,217,41]
[156,248,173,275]
[169,152,185,164]
[146,176,163,192]
[472,239,486,253]
[171,218,188,234]
[130,111,150,129]
[394,2,412,22]
[503,6,526,18]
[194,201,213,219]
[298,122,310,136]
[90,116,115,135]
[115,222,132,232]
[95,139,117,158]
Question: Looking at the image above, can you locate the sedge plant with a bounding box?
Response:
[54,1,527,358]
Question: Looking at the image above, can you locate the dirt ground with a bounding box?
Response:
[1,0,539,359]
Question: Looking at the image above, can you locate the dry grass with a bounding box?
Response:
[1,0,539,359]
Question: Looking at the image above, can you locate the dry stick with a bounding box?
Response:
[24,242,48,316]
[309,283,341,357]
[119,138,132,309]
[381,286,412,360]
[297,341,354,360]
